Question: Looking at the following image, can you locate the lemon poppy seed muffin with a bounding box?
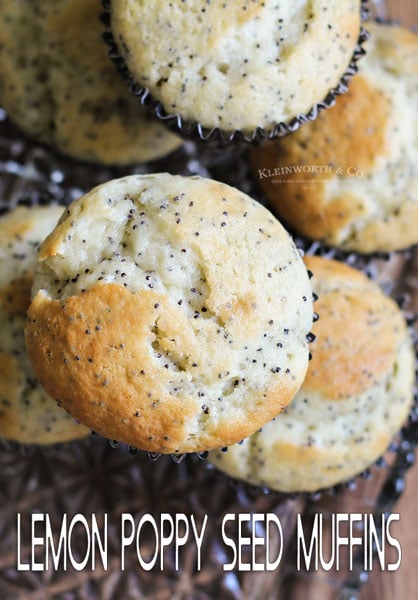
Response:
[0,0,182,165]
[209,256,415,493]
[251,22,418,253]
[108,0,363,139]
[25,173,314,454]
[0,206,89,445]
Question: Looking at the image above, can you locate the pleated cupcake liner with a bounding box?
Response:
[298,240,418,293]
[0,115,319,460]
[98,275,318,460]
[201,240,418,500]
[1,102,416,486]
[101,0,370,145]
[204,328,418,504]
[7,106,412,288]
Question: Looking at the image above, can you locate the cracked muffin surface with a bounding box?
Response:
[25,173,314,454]
[209,256,415,492]
[109,0,362,135]
[251,22,418,253]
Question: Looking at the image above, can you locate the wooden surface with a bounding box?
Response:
[385,0,418,25]
[359,463,418,600]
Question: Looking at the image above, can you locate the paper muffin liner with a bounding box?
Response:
[0,89,417,598]
[101,0,370,145]
[205,216,418,497]
[244,16,418,261]
[93,224,318,461]
[256,190,418,270]
[1,100,416,476]
[0,111,318,461]
[1,106,414,473]
[205,291,418,503]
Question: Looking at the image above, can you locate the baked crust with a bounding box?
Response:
[303,255,404,399]
[251,23,418,253]
[209,256,415,492]
[25,173,313,454]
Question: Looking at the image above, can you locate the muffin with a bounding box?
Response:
[208,255,416,493]
[0,0,182,165]
[106,0,366,141]
[25,173,314,455]
[251,22,418,253]
[0,205,89,445]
